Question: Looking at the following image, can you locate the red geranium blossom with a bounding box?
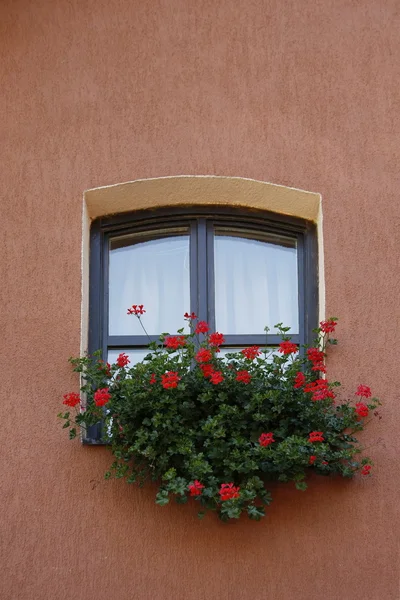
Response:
[307,347,325,364]
[188,480,204,496]
[210,371,224,385]
[319,319,338,334]
[278,341,298,355]
[355,385,372,398]
[195,321,209,334]
[195,348,212,363]
[116,352,130,368]
[199,363,214,377]
[184,312,197,320]
[312,389,335,402]
[355,402,369,418]
[63,392,80,407]
[236,370,252,384]
[98,360,112,377]
[165,335,186,350]
[361,465,371,476]
[259,432,275,447]
[309,431,324,443]
[161,371,181,389]
[94,388,111,407]
[149,373,157,385]
[309,455,317,465]
[127,304,146,315]
[293,371,306,389]
[311,361,327,373]
[219,483,240,501]
[304,379,335,402]
[209,332,225,347]
[241,346,261,360]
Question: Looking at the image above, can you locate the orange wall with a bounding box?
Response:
[1,1,399,599]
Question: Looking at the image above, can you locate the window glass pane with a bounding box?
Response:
[109,234,190,335]
[214,234,299,334]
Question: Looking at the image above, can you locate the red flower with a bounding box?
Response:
[320,319,337,334]
[309,455,317,465]
[63,392,80,407]
[195,348,212,363]
[116,352,130,368]
[94,388,111,407]
[259,432,275,447]
[304,379,335,402]
[278,341,298,355]
[355,385,372,398]
[184,312,197,320]
[293,372,306,389]
[195,321,209,334]
[241,346,261,360]
[361,465,371,476]
[311,361,327,373]
[161,371,181,389]
[309,431,324,443]
[236,370,252,384]
[321,461,328,465]
[210,371,224,385]
[199,363,214,377]
[165,335,186,350]
[355,402,369,418]
[219,483,240,501]
[127,304,146,315]
[307,347,325,364]
[149,373,157,385]
[209,332,225,347]
[188,480,204,496]
[98,360,112,377]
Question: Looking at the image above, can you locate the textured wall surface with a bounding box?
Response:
[1,1,399,599]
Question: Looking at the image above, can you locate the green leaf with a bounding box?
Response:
[295,481,308,491]
[69,428,77,440]
[155,490,170,506]
[175,495,188,504]
[247,505,265,520]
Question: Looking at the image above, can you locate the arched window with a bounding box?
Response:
[87,206,317,442]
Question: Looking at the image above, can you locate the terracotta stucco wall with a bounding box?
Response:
[1,1,399,599]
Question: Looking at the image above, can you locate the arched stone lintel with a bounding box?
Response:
[84,175,321,222]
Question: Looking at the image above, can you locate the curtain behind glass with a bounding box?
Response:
[214,235,298,334]
[109,235,190,335]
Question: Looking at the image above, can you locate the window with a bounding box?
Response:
[86,206,317,442]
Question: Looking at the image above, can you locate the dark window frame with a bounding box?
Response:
[85,205,318,443]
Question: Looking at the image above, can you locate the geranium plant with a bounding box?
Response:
[59,309,381,522]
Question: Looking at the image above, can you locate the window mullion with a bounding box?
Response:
[196,218,209,324]
[189,221,199,322]
[206,220,216,330]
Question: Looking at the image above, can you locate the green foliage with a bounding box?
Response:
[58,318,381,521]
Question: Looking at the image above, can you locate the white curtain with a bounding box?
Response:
[214,236,299,334]
[109,236,190,336]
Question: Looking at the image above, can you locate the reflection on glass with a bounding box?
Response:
[214,235,298,334]
[109,235,190,335]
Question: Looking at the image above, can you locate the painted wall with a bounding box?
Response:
[1,1,399,599]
